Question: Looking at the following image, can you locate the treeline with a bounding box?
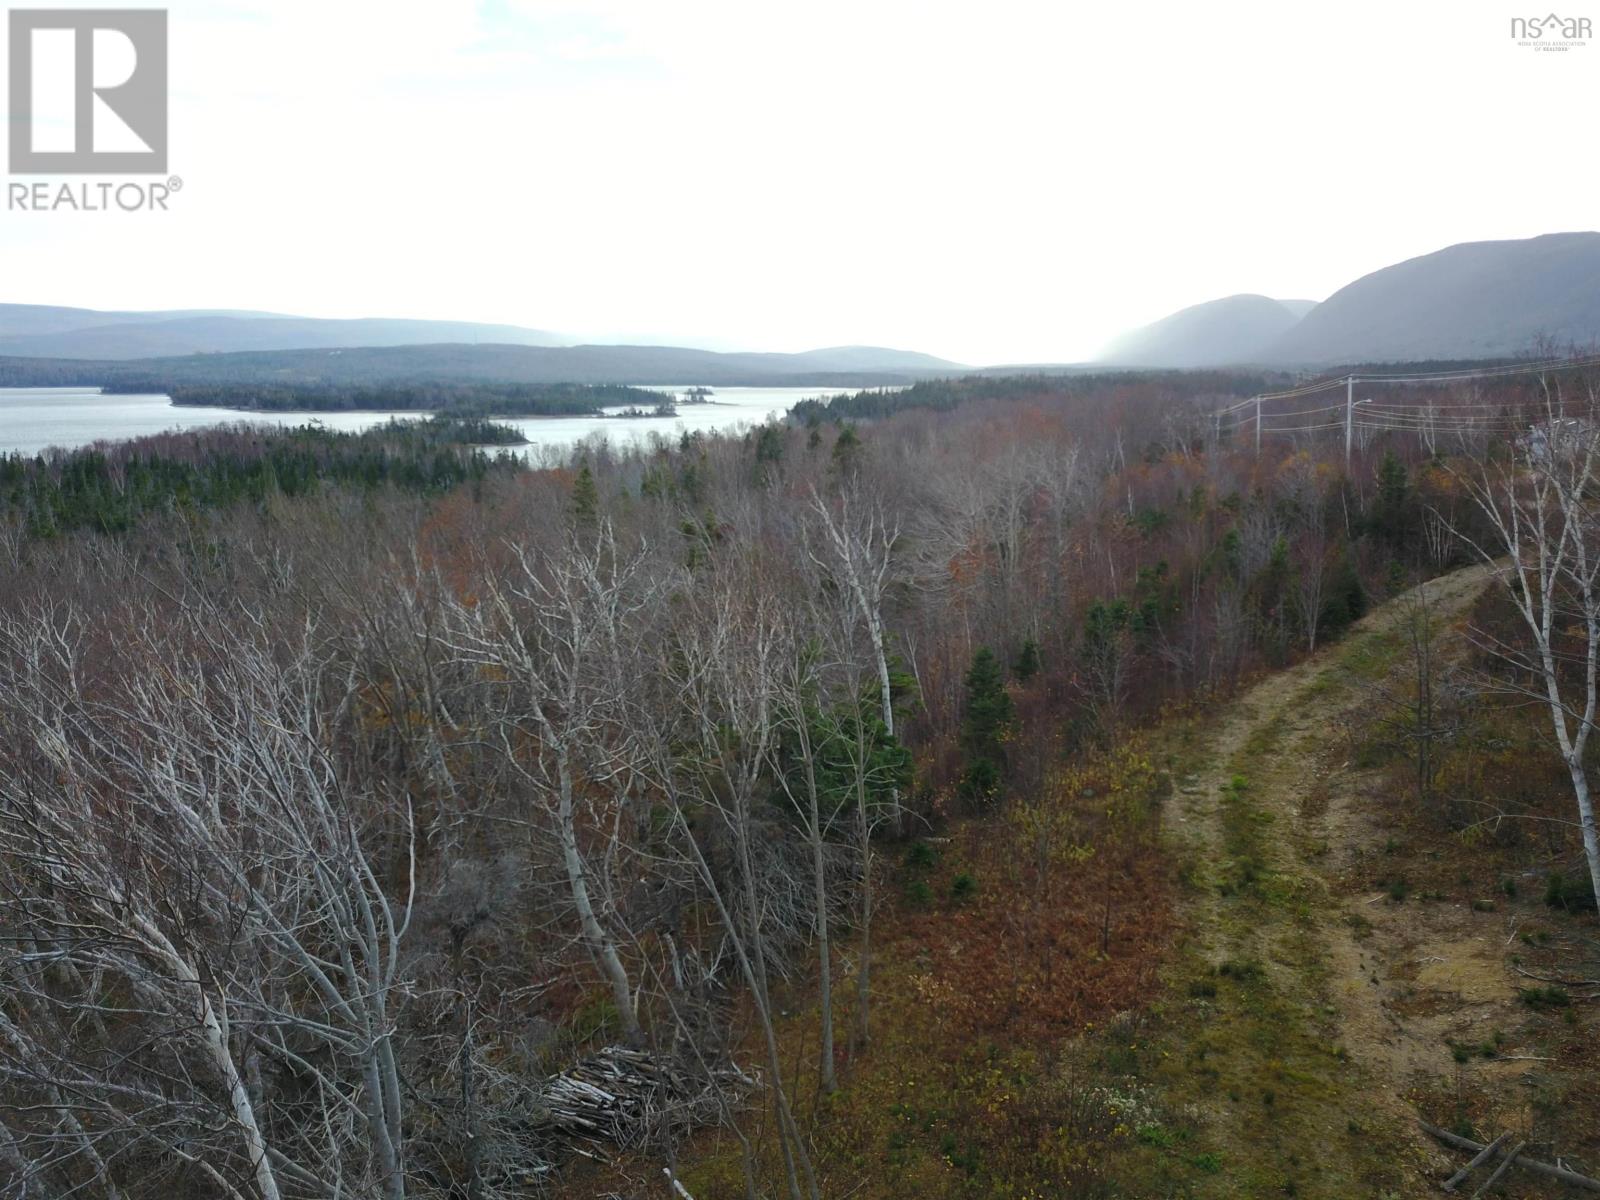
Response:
[792,369,1276,422]
[0,418,524,539]
[148,380,666,415]
[390,414,529,445]
[0,354,669,415]
[0,365,1566,1200]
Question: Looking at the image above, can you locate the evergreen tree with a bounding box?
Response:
[1369,450,1413,548]
[1013,638,1042,682]
[1319,547,1368,639]
[754,425,785,471]
[831,424,862,475]
[570,463,599,526]
[959,647,1015,804]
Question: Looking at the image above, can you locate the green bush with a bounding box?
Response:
[1543,870,1597,913]
[1518,985,1571,1009]
[905,841,938,870]
[1136,1123,1174,1147]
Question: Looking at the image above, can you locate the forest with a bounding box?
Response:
[0,366,1596,1199]
[0,354,672,416]
[146,382,670,416]
[150,390,668,422]
[0,418,527,539]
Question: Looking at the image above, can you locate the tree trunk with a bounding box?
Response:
[558,750,640,1042]
[1565,755,1600,916]
[198,976,282,1200]
[855,792,873,1052]
[802,749,837,1095]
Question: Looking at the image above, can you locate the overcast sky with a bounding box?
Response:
[3,0,1597,364]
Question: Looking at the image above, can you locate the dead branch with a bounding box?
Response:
[1421,1121,1600,1193]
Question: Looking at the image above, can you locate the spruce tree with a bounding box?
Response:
[1014,638,1042,682]
[570,463,598,526]
[960,647,1015,804]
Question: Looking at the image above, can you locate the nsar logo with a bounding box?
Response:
[1510,12,1591,50]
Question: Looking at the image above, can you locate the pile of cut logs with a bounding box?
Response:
[534,1047,757,1152]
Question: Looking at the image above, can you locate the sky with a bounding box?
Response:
[2,0,1598,364]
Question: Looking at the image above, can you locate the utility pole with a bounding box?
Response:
[1344,375,1355,468]
[1254,395,1262,456]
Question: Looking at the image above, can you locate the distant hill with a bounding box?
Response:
[783,345,964,372]
[0,305,569,359]
[1265,232,1600,364]
[0,341,964,397]
[1098,294,1312,367]
[0,304,962,379]
[0,303,284,337]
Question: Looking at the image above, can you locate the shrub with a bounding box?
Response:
[1543,870,1597,913]
[1136,1123,1174,1147]
[1518,985,1571,1009]
[950,872,977,902]
[570,996,619,1043]
[905,840,938,870]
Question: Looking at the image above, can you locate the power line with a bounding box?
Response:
[1216,354,1600,455]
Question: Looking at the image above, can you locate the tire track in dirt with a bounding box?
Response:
[1162,563,1495,1198]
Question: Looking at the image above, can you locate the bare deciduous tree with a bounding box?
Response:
[443,524,656,1045]
[0,603,415,1199]
[1452,381,1600,908]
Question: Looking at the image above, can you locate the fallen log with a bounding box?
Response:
[1420,1121,1600,1193]
[1469,1140,1523,1200]
[1442,1132,1507,1193]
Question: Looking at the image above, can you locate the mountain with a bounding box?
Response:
[0,304,962,378]
[1265,232,1600,364]
[0,305,569,359]
[1098,294,1312,367]
[783,345,964,372]
[0,303,285,337]
[0,342,965,393]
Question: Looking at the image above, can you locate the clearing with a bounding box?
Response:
[1118,563,1600,1197]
